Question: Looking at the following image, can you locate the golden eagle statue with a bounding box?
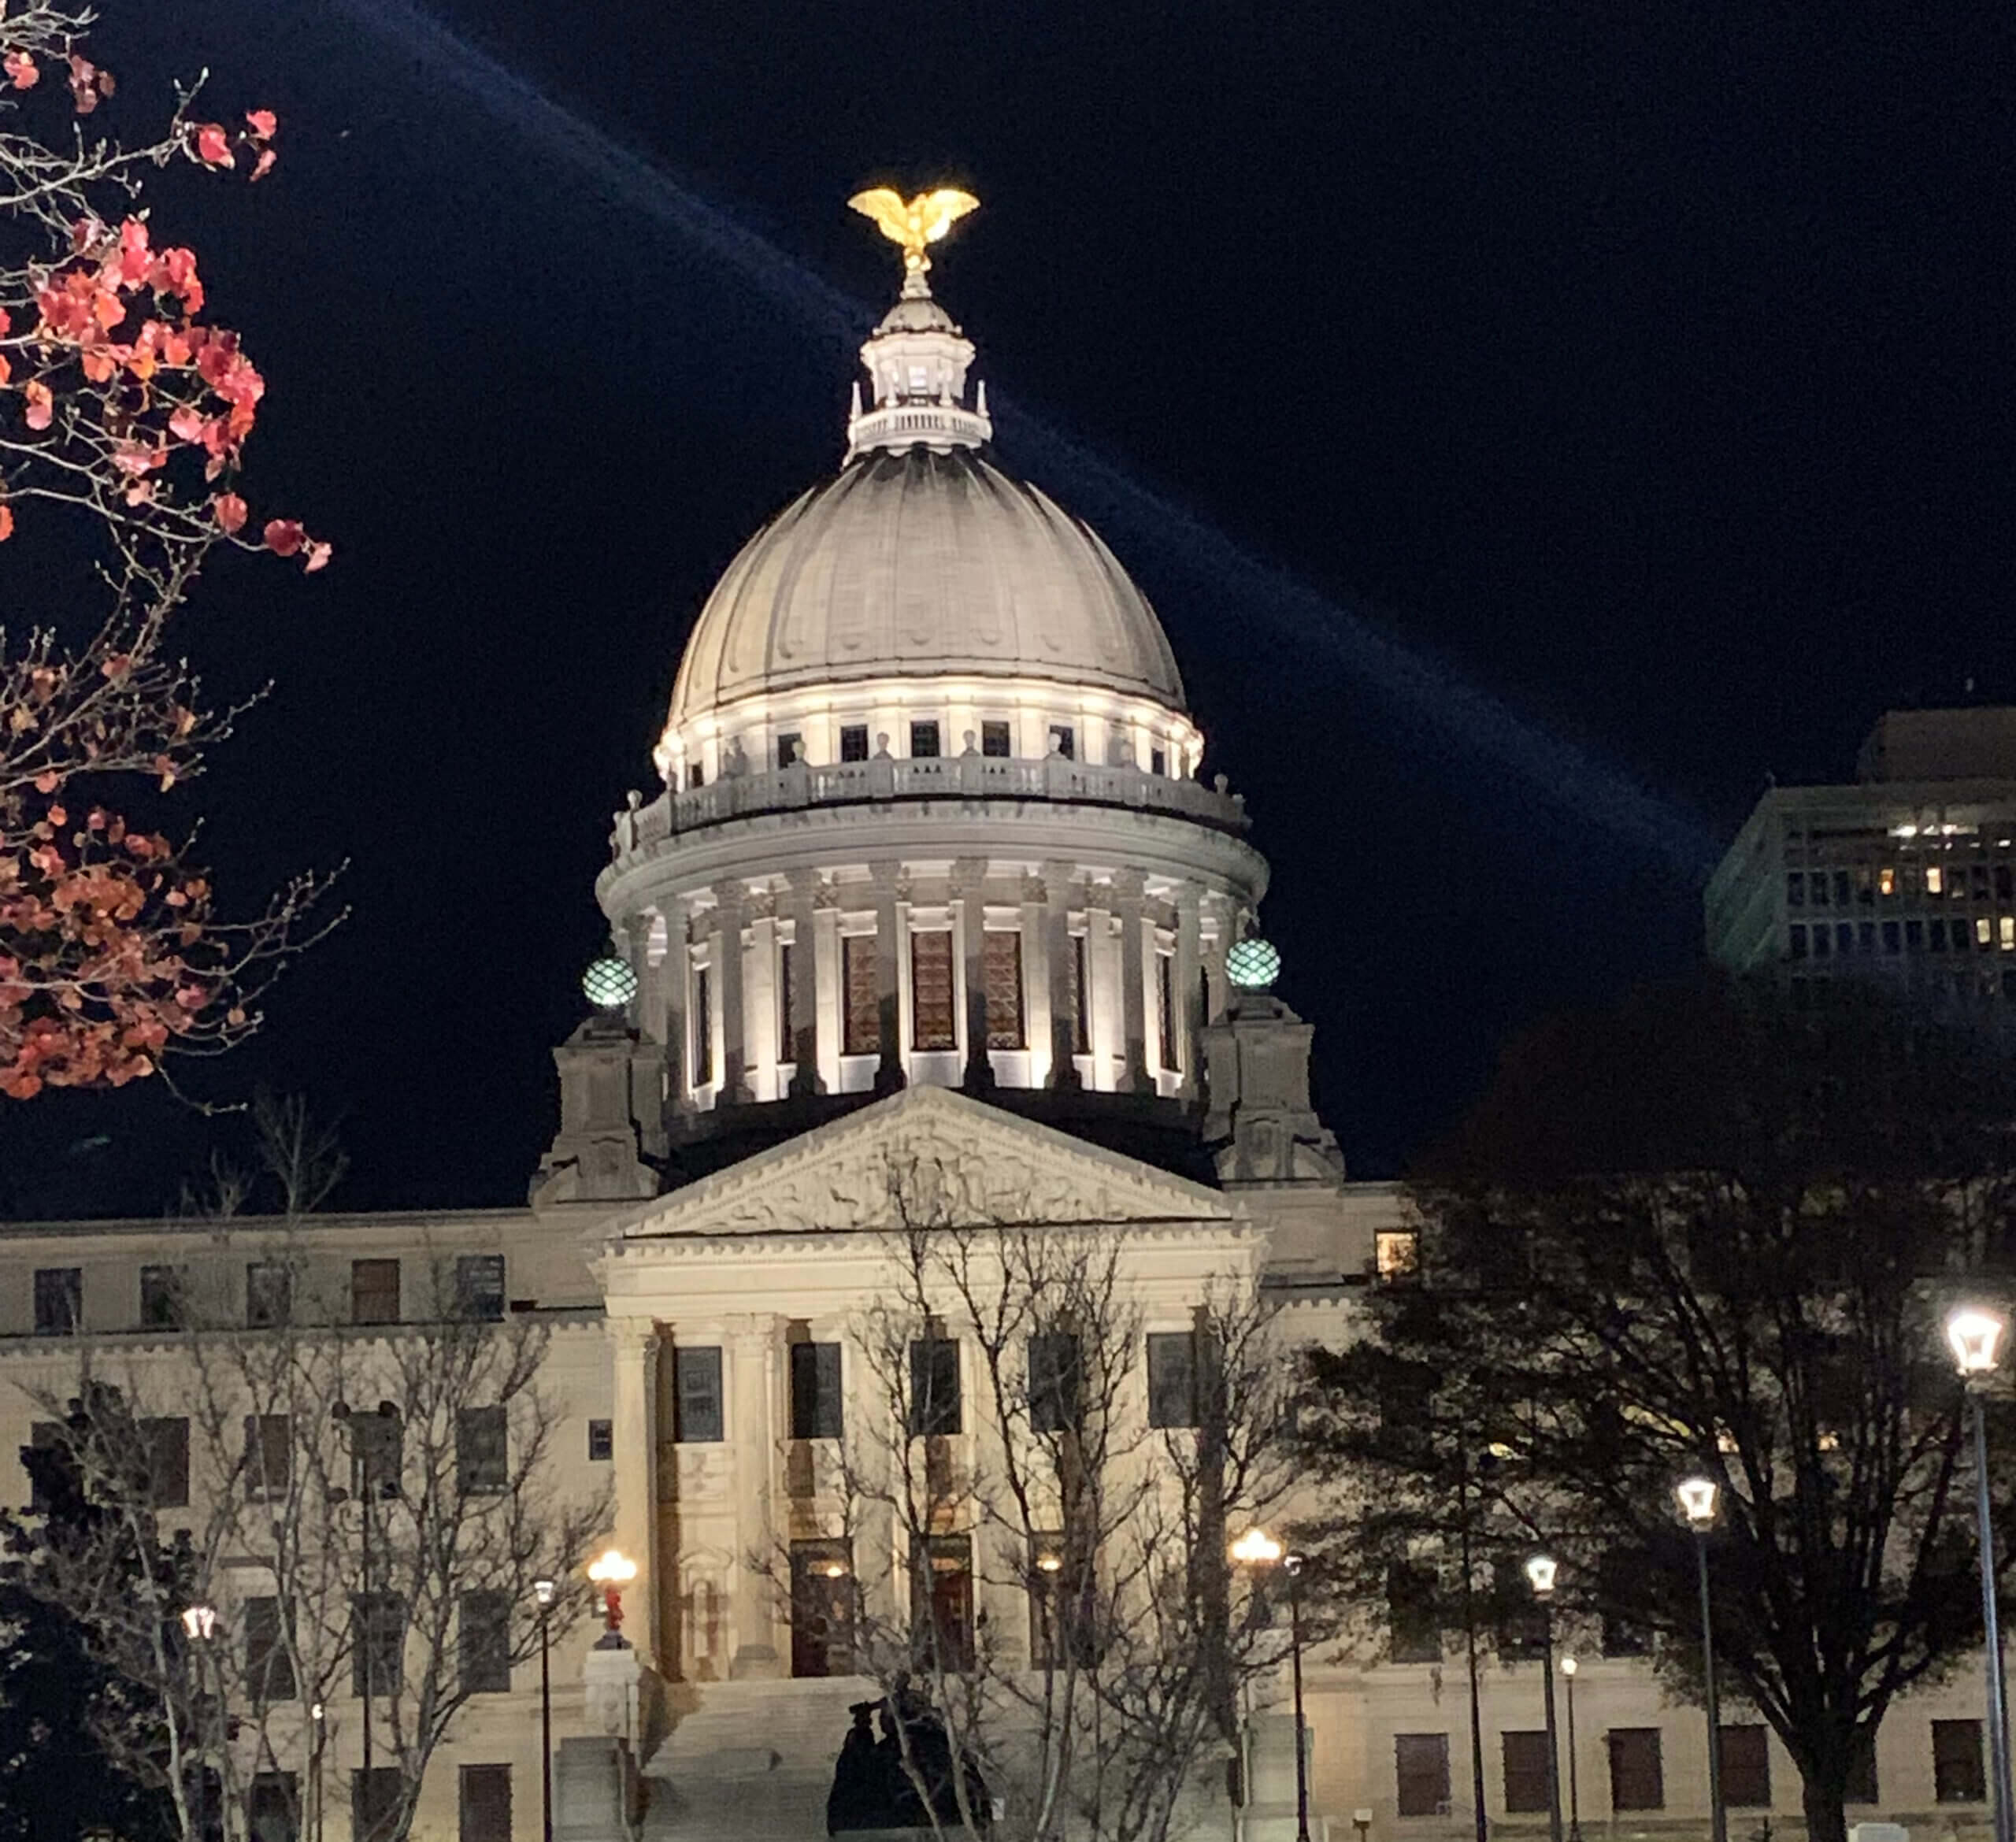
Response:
[847,186,980,280]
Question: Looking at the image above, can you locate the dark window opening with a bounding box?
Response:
[250,1772,298,1842]
[1156,953,1178,1069]
[587,1418,613,1462]
[910,929,957,1051]
[1151,747,1166,776]
[779,941,796,1061]
[143,1416,190,1508]
[1395,1734,1451,1818]
[245,1414,292,1499]
[674,1346,724,1443]
[981,720,1011,758]
[691,965,714,1086]
[1072,932,1090,1054]
[984,930,1026,1049]
[353,1770,403,1842]
[454,1255,506,1321]
[913,1533,974,1672]
[460,1589,513,1694]
[456,1405,507,1493]
[1935,1720,1985,1803]
[910,720,941,759]
[246,1596,296,1703]
[790,1341,843,1440]
[458,1765,512,1842]
[246,1262,292,1329]
[840,725,870,763]
[347,1406,403,1502]
[351,1259,400,1326]
[1028,1332,1081,1433]
[843,935,879,1055]
[1721,1725,1771,1807]
[791,1540,855,1677]
[1607,1729,1665,1810]
[1502,1731,1550,1814]
[1048,725,1075,761]
[352,1596,405,1697]
[1147,1331,1199,1429]
[34,1267,81,1336]
[909,1336,962,1436]
[139,1265,185,1330]
[687,762,705,790]
[776,732,802,769]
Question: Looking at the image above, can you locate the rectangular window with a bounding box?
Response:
[587,1418,613,1462]
[353,1770,402,1842]
[1880,865,1897,897]
[1721,1725,1770,1807]
[458,1765,512,1842]
[1147,1330,1199,1429]
[1395,1733,1451,1818]
[1786,870,1805,906]
[352,1595,405,1697]
[351,1258,401,1326]
[460,1589,513,1694]
[1812,871,1832,906]
[1376,1230,1421,1281]
[674,1346,724,1443]
[908,1336,962,1436]
[1907,917,1924,948]
[1048,724,1075,762]
[1607,1729,1665,1810]
[1502,1731,1551,1814]
[910,720,940,758]
[913,1533,974,1671]
[691,965,714,1086]
[1935,1720,1986,1803]
[245,1414,292,1499]
[139,1264,184,1330]
[143,1416,190,1509]
[1839,921,1855,954]
[1388,1562,1441,1662]
[246,1261,292,1329]
[1979,917,1994,948]
[1833,869,1852,906]
[687,762,704,789]
[840,724,870,763]
[1151,747,1166,776]
[25,1421,61,1514]
[776,732,802,769]
[1929,864,1945,895]
[348,1407,403,1501]
[1156,952,1177,1068]
[790,1341,843,1440]
[249,1772,298,1842]
[790,1539,855,1677]
[1884,920,1902,954]
[33,1268,81,1336]
[1071,932,1090,1054]
[456,1405,508,1493]
[981,720,1011,758]
[246,1596,297,1703]
[1028,1331,1081,1432]
[984,929,1026,1049]
[843,933,879,1055]
[453,1254,506,1321]
[1788,924,1808,959]
[778,941,796,1062]
[910,928,957,1051]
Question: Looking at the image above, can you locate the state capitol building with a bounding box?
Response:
[0,202,2002,1842]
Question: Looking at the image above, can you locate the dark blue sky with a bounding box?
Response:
[5,0,2011,1214]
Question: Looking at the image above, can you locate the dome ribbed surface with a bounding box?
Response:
[668,447,1187,727]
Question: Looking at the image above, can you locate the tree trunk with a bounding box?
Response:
[1800,1766,1850,1842]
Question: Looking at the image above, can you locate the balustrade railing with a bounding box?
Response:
[613,754,1247,856]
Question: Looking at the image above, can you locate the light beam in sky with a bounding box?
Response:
[327,0,1720,877]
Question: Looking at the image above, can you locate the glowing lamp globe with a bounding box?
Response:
[1947,1306,2007,1378]
[1226,938,1281,991]
[582,955,638,1010]
[1524,1554,1558,1598]
[1229,1526,1284,1566]
[1676,1476,1719,1525]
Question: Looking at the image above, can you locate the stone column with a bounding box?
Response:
[728,1315,782,1678]
[663,904,689,1112]
[1175,884,1202,1099]
[609,1321,662,1670]
[711,880,750,1103]
[871,859,905,1094]
[748,907,778,1101]
[786,869,823,1095]
[954,857,994,1091]
[1116,869,1151,1094]
[1084,884,1113,1091]
[1020,874,1047,1082]
[1040,859,1080,1091]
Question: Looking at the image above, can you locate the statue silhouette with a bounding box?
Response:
[825,1681,990,1833]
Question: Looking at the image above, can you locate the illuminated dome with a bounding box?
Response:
[665,450,1187,732]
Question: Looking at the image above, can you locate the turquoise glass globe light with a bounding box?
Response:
[582,955,639,1010]
[1225,937,1280,991]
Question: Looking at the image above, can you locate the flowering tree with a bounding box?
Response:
[0,0,333,1099]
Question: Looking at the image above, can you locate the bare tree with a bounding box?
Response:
[8,1112,606,1842]
[798,1154,1297,1842]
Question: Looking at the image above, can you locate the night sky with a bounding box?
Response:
[4,0,2011,1216]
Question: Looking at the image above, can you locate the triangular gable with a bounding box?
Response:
[615,1087,1240,1242]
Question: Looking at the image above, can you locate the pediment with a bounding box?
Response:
[615,1087,1239,1243]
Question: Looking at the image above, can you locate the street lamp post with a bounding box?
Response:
[1525,1556,1565,1842]
[1948,1306,2015,1842]
[1231,1527,1311,1842]
[181,1603,218,1842]
[588,1548,638,1643]
[1560,1657,1582,1842]
[534,1577,558,1842]
[309,1702,326,1842]
[1677,1477,1729,1842]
